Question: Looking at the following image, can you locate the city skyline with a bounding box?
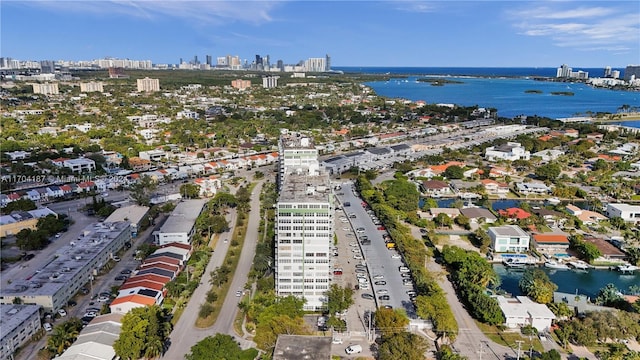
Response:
[1,1,639,68]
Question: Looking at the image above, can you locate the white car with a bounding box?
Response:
[353,254,363,260]
[345,345,363,355]
[112,256,121,262]
[358,277,369,284]
[43,323,53,332]
[359,282,370,290]
[343,227,351,231]
[84,311,98,318]
[332,337,344,344]
[57,309,67,317]
[97,295,110,302]
[349,242,358,247]
[373,274,384,280]
[391,253,402,259]
[377,289,389,295]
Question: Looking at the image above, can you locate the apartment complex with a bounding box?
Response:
[275,133,333,311]
[0,304,42,360]
[31,82,59,95]
[80,81,104,93]
[0,222,131,311]
[262,75,279,88]
[231,79,252,90]
[136,77,160,92]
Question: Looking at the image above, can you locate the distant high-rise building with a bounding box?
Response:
[556,64,571,78]
[137,77,160,92]
[604,66,612,78]
[325,54,331,71]
[262,76,279,88]
[108,67,128,79]
[304,57,326,72]
[611,70,621,79]
[231,79,252,90]
[40,60,55,74]
[624,65,640,81]
[193,55,199,65]
[80,82,104,93]
[180,58,183,65]
[31,83,59,95]
[277,60,284,72]
[206,55,212,66]
[255,55,263,65]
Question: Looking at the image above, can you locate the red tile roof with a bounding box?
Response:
[110,294,156,306]
[498,208,532,219]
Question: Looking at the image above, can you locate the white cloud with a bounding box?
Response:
[392,0,438,13]
[18,0,281,25]
[510,3,640,53]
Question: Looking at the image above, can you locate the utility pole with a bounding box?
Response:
[515,340,524,360]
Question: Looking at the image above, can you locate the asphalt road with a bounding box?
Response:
[337,183,415,316]
[164,180,264,358]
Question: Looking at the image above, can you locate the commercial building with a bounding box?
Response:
[275,172,333,311]
[0,207,57,237]
[488,225,530,253]
[0,222,131,311]
[0,304,42,360]
[153,199,207,245]
[31,82,59,95]
[79,81,104,93]
[104,205,150,237]
[57,313,123,360]
[605,203,640,224]
[136,77,160,92]
[278,132,320,189]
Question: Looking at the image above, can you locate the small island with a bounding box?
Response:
[417,78,464,86]
[550,91,575,96]
[524,89,543,94]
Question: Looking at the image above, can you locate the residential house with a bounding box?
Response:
[421,180,451,197]
[498,208,532,221]
[26,190,41,202]
[52,158,96,173]
[77,181,95,193]
[488,225,530,252]
[605,203,640,224]
[194,176,222,197]
[496,296,556,332]
[583,237,627,263]
[485,142,531,161]
[531,233,570,254]
[481,179,510,195]
[459,207,497,224]
[516,182,551,195]
[46,186,64,198]
[488,166,515,178]
[128,157,152,172]
[565,204,608,225]
[532,149,565,163]
[532,208,564,227]
[428,208,461,219]
[56,313,124,360]
[109,292,160,314]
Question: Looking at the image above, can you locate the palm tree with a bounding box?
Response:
[47,321,80,355]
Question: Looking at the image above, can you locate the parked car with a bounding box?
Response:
[378,295,390,301]
[120,269,132,275]
[345,345,363,355]
[332,337,344,344]
[361,293,374,300]
[43,323,53,332]
[57,309,67,317]
[374,281,387,286]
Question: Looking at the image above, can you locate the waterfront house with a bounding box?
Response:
[553,292,609,315]
[496,296,556,332]
[532,149,565,163]
[459,207,497,224]
[481,179,510,195]
[498,208,532,221]
[605,203,640,224]
[420,180,452,197]
[531,233,570,254]
[516,182,552,195]
[565,204,608,225]
[488,225,530,253]
[582,237,627,263]
[428,208,461,219]
[485,142,530,162]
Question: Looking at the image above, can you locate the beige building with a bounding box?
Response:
[0,207,58,237]
[31,82,59,95]
[136,77,160,92]
[80,81,104,93]
[0,304,42,360]
[231,79,251,90]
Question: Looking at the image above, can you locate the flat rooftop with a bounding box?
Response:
[0,221,130,298]
[279,173,332,203]
[104,205,149,225]
[489,225,528,238]
[280,133,315,149]
[158,199,207,234]
[273,335,332,360]
[0,304,41,340]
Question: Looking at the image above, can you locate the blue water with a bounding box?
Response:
[495,265,639,299]
[333,67,640,119]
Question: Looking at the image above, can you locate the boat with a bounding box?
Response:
[544,261,570,270]
[503,258,527,269]
[546,197,561,205]
[567,261,591,270]
[616,264,639,274]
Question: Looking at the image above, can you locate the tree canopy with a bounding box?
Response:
[519,268,558,304]
[186,333,257,360]
[378,331,429,360]
[113,305,172,360]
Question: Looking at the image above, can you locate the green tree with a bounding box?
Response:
[47,319,82,355]
[437,345,468,360]
[547,302,573,318]
[378,331,429,360]
[540,349,562,360]
[186,333,257,360]
[443,165,464,179]
[128,175,158,206]
[180,183,201,199]
[383,178,420,212]
[375,308,409,336]
[325,284,354,315]
[421,197,438,211]
[534,162,561,181]
[434,213,453,228]
[519,268,558,304]
[113,305,172,360]
[253,314,311,351]
[595,283,624,307]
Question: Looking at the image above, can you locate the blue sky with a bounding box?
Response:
[1,1,638,67]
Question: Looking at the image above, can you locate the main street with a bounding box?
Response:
[164,180,264,358]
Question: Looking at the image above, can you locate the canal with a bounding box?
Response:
[494,264,639,299]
